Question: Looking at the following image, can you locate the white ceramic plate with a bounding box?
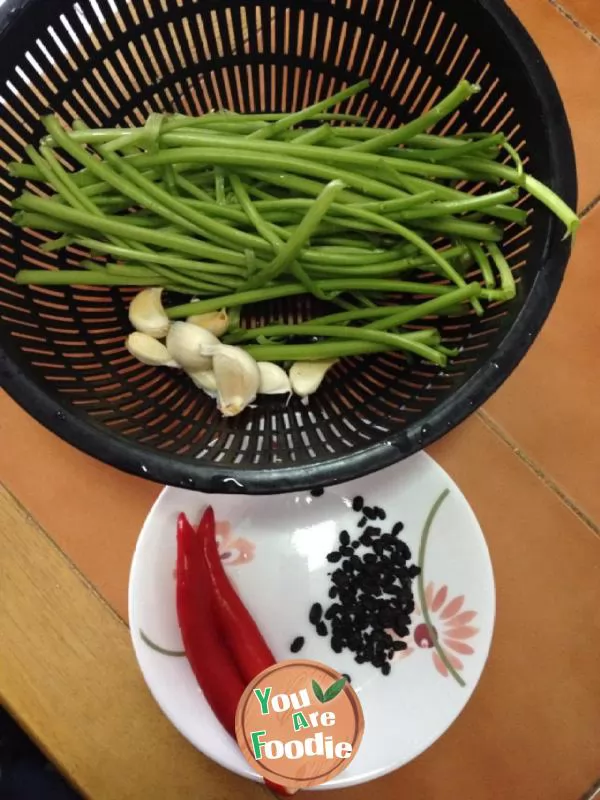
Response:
[129,452,495,789]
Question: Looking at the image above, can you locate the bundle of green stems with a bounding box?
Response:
[10,80,578,367]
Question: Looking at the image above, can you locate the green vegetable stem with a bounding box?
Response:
[11,79,577,371]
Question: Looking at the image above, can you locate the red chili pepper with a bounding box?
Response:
[175,512,244,738]
[177,510,295,797]
[199,506,276,684]
[265,780,297,796]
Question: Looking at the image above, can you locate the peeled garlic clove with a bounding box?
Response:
[257,362,291,395]
[126,332,177,367]
[188,369,218,398]
[128,287,170,338]
[289,360,336,398]
[213,345,260,417]
[166,321,220,372]
[187,309,229,338]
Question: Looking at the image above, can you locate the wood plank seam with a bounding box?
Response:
[547,0,600,48]
[0,479,266,800]
[0,478,128,625]
[580,193,600,219]
[477,409,600,539]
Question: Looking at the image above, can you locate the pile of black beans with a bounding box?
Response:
[292,494,420,676]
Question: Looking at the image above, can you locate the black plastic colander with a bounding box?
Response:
[0,0,576,494]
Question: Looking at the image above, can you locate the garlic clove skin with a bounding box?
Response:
[289,360,337,398]
[187,309,229,338]
[213,345,260,417]
[166,321,220,372]
[188,369,218,399]
[257,362,291,395]
[126,332,178,367]
[128,287,170,338]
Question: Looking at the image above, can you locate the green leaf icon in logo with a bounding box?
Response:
[312,676,347,703]
[323,677,347,702]
[312,679,325,703]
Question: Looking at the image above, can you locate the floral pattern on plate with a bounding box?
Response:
[216,519,255,565]
[385,489,480,687]
[390,585,479,680]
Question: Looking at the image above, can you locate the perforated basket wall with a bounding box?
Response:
[0,0,576,494]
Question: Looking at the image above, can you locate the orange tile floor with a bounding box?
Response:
[485,0,600,522]
[1,1,600,798]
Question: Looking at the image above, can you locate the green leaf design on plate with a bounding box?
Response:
[312,679,325,703]
[417,489,466,688]
[140,629,185,657]
[323,677,347,702]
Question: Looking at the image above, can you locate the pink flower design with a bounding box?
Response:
[172,517,255,580]
[415,582,478,678]
[215,520,255,565]
[388,582,478,679]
